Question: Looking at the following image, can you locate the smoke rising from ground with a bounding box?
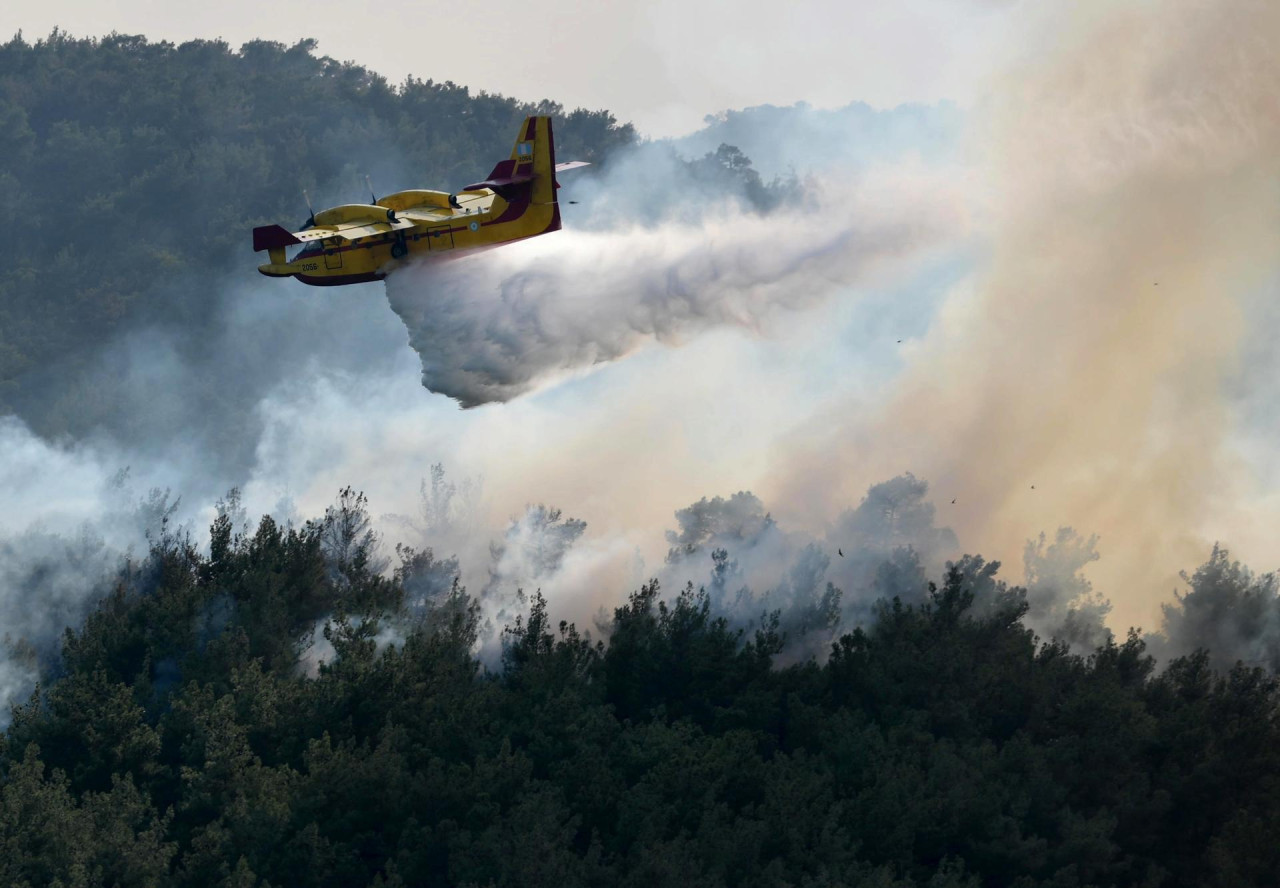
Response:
[1152,545,1280,674]
[0,418,188,718]
[773,0,1280,632]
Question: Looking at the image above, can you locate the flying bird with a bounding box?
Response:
[838,548,844,557]
[951,498,956,504]
[1031,484,1036,490]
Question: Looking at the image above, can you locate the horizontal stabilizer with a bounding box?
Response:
[252,225,302,252]
[555,161,590,173]
[463,159,536,193]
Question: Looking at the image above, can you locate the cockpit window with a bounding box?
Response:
[291,240,322,262]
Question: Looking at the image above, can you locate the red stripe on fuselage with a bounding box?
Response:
[481,198,529,226]
[546,117,557,175]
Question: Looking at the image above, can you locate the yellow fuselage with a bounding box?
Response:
[258,190,559,286]
[255,116,564,286]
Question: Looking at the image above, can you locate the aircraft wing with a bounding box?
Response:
[464,159,590,194]
[330,217,416,240]
[464,159,536,192]
[252,215,415,253]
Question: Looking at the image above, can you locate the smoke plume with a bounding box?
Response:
[0,417,189,718]
[1153,545,1280,673]
[773,0,1280,632]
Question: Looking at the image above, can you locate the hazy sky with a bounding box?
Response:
[6,0,1015,136]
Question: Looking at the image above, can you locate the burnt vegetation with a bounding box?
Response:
[3,491,1280,888]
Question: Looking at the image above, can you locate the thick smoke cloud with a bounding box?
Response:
[656,478,951,657]
[1153,545,1280,673]
[1022,528,1112,652]
[672,101,963,180]
[463,472,1115,663]
[15,273,410,488]
[0,418,191,722]
[773,0,1280,632]
[483,504,588,626]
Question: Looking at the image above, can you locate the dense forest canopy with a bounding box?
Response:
[3,493,1279,887]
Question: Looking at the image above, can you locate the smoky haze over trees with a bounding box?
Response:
[672,100,963,179]
[3,489,1280,887]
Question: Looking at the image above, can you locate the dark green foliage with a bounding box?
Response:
[684,143,801,212]
[5,498,1279,887]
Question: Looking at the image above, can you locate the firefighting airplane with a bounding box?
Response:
[252,116,589,286]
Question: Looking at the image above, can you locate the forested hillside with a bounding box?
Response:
[3,494,1279,887]
[0,31,633,453]
[4,27,1279,888]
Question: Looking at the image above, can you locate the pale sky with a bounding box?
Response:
[4,0,1016,136]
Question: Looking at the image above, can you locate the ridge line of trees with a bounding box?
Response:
[3,491,1278,887]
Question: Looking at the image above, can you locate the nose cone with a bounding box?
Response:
[258,263,297,278]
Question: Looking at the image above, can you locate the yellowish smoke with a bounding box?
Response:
[772,0,1280,631]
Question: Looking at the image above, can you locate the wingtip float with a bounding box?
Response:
[252,116,589,287]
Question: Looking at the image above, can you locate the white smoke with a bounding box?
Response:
[0,417,193,724]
